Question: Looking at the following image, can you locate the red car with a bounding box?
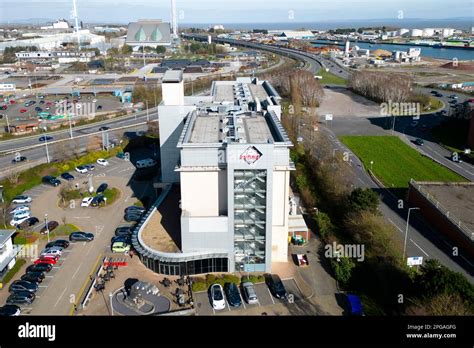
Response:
[46,102,53,106]
[20,108,27,113]
[0,105,7,110]
[9,100,16,104]
[34,256,59,265]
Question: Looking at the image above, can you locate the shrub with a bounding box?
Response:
[316,212,334,240]
[1,259,26,284]
[330,257,355,286]
[191,281,207,292]
[348,188,379,214]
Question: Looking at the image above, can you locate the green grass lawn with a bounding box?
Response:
[340,136,466,188]
[317,69,348,86]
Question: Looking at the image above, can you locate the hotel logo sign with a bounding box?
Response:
[240,146,262,165]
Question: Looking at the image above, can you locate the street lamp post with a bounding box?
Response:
[403,207,420,262]
[44,213,50,243]
[370,161,374,172]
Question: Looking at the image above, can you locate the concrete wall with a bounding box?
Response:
[162,81,184,106]
[181,171,220,217]
[181,216,230,253]
[271,170,291,262]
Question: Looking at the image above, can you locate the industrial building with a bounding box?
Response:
[125,20,172,48]
[15,50,95,63]
[0,230,19,281]
[132,71,297,275]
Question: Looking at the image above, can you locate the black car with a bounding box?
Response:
[84,164,95,171]
[125,206,146,215]
[414,138,424,146]
[0,305,21,316]
[26,263,53,273]
[111,235,132,244]
[69,232,94,242]
[45,239,70,249]
[21,271,45,283]
[96,183,108,195]
[42,176,61,186]
[224,282,242,307]
[91,195,105,207]
[124,211,143,222]
[99,126,110,131]
[35,106,42,112]
[265,274,288,300]
[6,291,35,305]
[18,217,39,229]
[9,280,38,293]
[61,172,75,181]
[12,156,27,164]
[115,226,133,237]
[97,105,103,110]
[39,136,53,142]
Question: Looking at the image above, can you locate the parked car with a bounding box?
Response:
[81,197,94,207]
[12,195,32,204]
[26,263,53,273]
[124,211,143,222]
[210,284,226,310]
[96,183,108,194]
[18,217,39,230]
[99,126,110,131]
[35,106,42,112]
[69,232,94,242]
[96,158,109,166]
[40,221,59,234]
[20,108,27,113]
[39,135,53,142]
[6,291,35,305]
[12,156,27,164]
[242,282,258,304]
[21,271,45,283]
[91,195,105,207]
[265,274,288,300]
[10,216,29,227]
[84,164,95,171]
[136,158,157,169]
[97,105,102,110]
[45,239,69,249]
[75,166,88,174]
[9,280,38,293]
[61,172,75,181]
[42,175,61,186]
[125,206,146,214]
[224,282,242,307]
[112,242,131,253]
[414,138,424,146]
[111,235,131,245]
[115,226,133,237]
[34,257,57,265]
[0,305,21,316]
[40,247,63,257]
[10,205,30,215]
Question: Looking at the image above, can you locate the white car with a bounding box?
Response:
[75,166,88,174]
[92,99,97,103]
[40,248,62,257]
[10,216,29,227]
[81,197,94,207]
[210,284,226,310]
[12,196,32,204]
[96,158,109,166]
[10,205,30,215]
[12,211,30,220]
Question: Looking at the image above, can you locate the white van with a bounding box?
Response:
[136,158,157,169]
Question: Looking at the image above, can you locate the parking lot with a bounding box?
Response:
[193,278,304,316]
[0,151,158,315]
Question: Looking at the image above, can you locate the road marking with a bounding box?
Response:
[239,291,246,309]
[85,245,93,256]
[45,275,54,278]
[409,239,430,257]
[358,178,365,185]
[72,262,83,279]
[38,285,48,288]
[73,216,91,219]
[54,287,68,307]
[388,218,404,234]
[267,289,275,305]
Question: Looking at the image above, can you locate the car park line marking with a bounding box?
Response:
[409,239,429,257]
[54,287,68,307]
[212,306,215,315]
[70,253,103,315]
[39,285,48,288]
[267,289,276,305]
[225,299,231,312]
[72,262,83,279]
[45,275,54,278]
[387,218,404,234]
[239,291,246,309]
[85,245,94,256]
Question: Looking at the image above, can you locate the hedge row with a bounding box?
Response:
[191,274,265,292]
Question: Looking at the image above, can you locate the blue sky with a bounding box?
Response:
[0,0,472,23]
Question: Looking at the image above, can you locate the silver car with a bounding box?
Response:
[242,282,258,305]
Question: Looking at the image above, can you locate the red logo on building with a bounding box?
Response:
[240,146,262,165]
